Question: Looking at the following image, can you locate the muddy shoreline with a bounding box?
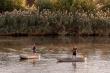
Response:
[0,33,110,37]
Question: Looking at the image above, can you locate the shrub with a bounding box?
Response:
[0,9,109,36]
[0,0,25,12]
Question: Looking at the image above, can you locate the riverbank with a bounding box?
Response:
[0,33,110,37]
[0,9,110,36]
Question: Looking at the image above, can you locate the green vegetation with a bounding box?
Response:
[0,0,24,12]
[0,0,109,36]
[36,0,94,12]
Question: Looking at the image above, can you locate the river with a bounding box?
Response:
[0,36,110,73]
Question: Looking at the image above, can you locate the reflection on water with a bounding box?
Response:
[0,36,110,73]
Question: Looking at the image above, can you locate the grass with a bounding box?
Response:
[0,0,109,36]
[0,9,109,36]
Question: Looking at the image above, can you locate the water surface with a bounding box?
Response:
[0,36,110,73]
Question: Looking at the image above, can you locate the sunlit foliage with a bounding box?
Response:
[0,0,109,12]
[0,9,109,35]
[0,0,36,12]
[14,0,37,11]
[0,0,110,36]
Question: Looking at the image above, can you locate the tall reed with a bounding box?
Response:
[0,9,109,36]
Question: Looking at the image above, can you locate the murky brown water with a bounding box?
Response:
[0,36,110,73]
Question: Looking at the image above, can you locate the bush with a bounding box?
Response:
[0,0,109,36]
[96,0,110,11]
[71,0,96,12]
[0,0,26,12]
[0,9,109,36]
[35,0,97,12]
[0,0,14,12]
[36,0,54,11]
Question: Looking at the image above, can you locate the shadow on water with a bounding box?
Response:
[19,59,39,66]
[72,62,77,72]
